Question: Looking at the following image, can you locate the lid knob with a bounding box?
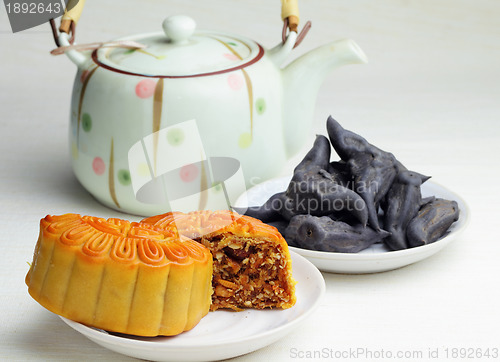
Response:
[162,15,196,44]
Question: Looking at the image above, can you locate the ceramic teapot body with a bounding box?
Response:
[61,16,367,216]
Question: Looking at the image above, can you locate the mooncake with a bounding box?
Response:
[141,210,297,311]
[25,213,213,337]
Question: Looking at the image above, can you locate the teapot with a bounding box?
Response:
[54,8,367,216]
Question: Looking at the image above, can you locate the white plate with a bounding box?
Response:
[60,251,325,362]
[235,176,469,274]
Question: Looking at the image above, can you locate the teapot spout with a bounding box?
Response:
[282,39,367,157]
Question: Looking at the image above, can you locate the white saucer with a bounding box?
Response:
[236,176,469,274]
[60,251,325,362]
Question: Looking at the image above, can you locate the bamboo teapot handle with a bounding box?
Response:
[59,0,86,34]
[49,0,310,65]
[53,0,307,41]
[281,0,300,32]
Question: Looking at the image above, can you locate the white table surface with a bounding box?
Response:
[1,0,499,361]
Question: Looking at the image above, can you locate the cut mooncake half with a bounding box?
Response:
[141,210,297,311]
[26,214,213,337]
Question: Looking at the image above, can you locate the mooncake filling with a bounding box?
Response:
[199,234,294,310]
[141,210,297,311]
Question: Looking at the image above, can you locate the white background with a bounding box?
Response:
[1,0,499,361]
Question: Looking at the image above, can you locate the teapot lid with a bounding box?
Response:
[94,15,264,77]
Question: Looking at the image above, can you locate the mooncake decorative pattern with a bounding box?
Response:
[26,213,213,337]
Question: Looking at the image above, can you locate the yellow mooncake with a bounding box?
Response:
[25,213,213,337]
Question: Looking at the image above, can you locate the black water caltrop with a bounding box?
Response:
[406,198,460,247]
[243,116,460,253]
